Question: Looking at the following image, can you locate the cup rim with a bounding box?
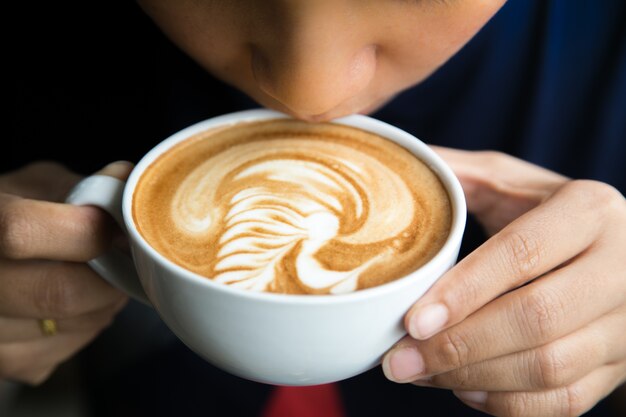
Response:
[123,108,466,305]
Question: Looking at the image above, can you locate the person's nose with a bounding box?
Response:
[251,11,376,120]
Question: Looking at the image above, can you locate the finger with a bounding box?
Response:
[0,161,134,261]
[383,249,625,382]
[95,161,134,181]
[0,299,127,342]
[454,361,626,417]
[0,161,133,202]
[413,307,626,391]
[0,259,127,318]
[0,329,103,385]
[431,148,566,220]
[405,180,613,341]
[0,195,118,261]
[0,162,82,202]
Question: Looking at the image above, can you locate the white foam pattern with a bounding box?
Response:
[169,138,415,293]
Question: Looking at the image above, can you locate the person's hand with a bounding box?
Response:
[0,161,131,385]
[382,149,626,417]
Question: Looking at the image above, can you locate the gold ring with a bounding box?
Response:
[39,319,58,337]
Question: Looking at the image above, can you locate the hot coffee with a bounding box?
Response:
[133,119,451,295]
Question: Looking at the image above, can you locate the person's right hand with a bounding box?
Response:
[0,161,131,385]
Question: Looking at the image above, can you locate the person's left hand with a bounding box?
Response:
[382,148,626,417]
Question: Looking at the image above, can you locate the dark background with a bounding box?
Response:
[6,1,255,175]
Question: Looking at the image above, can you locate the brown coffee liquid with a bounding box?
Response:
[133,119,452,295]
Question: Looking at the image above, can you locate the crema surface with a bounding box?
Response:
[133,119,451,294]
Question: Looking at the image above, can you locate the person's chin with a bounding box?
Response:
[293,99,395,122]
[250,91,394,122]
[357,99,392,116]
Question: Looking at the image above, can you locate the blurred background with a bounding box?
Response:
[0,360,86,417]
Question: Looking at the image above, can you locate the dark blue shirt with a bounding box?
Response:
[376,0,626,192]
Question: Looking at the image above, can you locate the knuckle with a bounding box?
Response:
[534,344,571,389]
[446,365,472,388]
[476,150,511,170]
[442,274,481,318]
[561,180,625,214]
[517,287,564,342]
[34,264,82,318]
[0,200,34,259]
[473,151,513,180]
[563,384,586,417]
[437,330,471,370]
[499,229,543,280]
[497,389,581,417]
[501,393,531,417]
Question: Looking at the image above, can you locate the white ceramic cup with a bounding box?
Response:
[66,109,466,386]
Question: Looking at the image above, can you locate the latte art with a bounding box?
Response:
[173,141,414,293]
[134,119,452,294]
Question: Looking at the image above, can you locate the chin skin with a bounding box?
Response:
[357,97,395,116]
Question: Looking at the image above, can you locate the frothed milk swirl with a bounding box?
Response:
[133,119,452,295]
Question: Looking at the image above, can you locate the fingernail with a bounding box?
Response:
[454,390,487,405]
[382,347,425,382]
[409,303,448,339]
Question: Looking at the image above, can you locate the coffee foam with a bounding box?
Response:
[133,119,452,295]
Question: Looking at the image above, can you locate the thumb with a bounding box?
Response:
[94,161,134,181]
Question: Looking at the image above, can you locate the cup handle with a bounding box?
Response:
[65,175,151,305]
